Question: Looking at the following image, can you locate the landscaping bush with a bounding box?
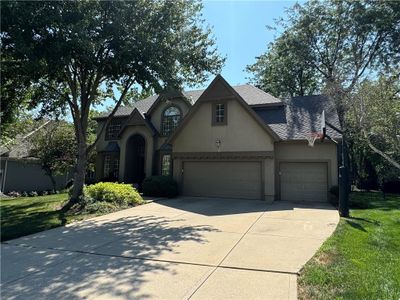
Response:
[382,180,400,194]
[81,198,119,214]
[7,191,21,198]
[329,185,339,198]
[83,182,143,208]
[28,191,38,197]
[142,176,178,198]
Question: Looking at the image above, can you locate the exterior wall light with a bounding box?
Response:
[215,139,221,152]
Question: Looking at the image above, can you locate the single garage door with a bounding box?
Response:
[183,161,262,200]
[280,162,328,202]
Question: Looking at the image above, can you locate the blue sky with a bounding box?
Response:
[200,0,298,88]
[98,0,299,111]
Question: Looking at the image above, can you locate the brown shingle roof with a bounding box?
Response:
[254,95,342,140]
[96,85,341,142]
[97,84,282,119]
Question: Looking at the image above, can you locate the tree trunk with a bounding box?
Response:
[48,173,57,192]
[63,141,87,210]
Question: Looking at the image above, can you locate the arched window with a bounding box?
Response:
[161,106,181,136]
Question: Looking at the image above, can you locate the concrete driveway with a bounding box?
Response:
[1,197,339,299]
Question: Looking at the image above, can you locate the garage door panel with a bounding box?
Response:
[183,161,261,200]
[280,162,328,202]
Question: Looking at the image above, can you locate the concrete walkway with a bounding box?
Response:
[1,197,339,299]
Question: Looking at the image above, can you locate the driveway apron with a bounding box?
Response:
[2,197,339,299]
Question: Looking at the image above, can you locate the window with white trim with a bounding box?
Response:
[213,102,227,125]
[161,154,171,176]
[216,103,225,123]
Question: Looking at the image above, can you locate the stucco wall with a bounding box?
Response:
[96,119,108,151]
[172,100,274,152]
[275,141,338,189]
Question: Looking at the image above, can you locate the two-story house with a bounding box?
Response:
[95,75,341,203]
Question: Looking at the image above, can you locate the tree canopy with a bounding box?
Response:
[247,0,400,184]
[247,30,320,98]
[347,77,400,180]
[248,0,400,104]
[1,0,224,206]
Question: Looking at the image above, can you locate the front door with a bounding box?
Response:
[125,134,146,186]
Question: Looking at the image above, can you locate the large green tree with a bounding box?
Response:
[347,77,400,175]
[247,30,320,98]
[248,0,400,115]
[248,0,400,178]
[1,0,224,207]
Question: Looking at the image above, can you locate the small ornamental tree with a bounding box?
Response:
[1,0,224,208]
[30,122,77,191]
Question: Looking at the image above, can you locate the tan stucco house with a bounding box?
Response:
[95,75,341,203]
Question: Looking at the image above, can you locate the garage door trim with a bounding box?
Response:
[277,159,331,202]
[182,159,264,200]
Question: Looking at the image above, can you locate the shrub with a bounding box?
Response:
[329,186,339,198]
[82,198,119,214]
[7,191,21,198]
[382,180,400,194]
[21,191,28,197]
[28,191,38,197]
[83,182,143,207]
[38,190,48,196]
[142,176,178,198]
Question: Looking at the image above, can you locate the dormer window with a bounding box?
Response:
[212,102,227,125]
[162,106,181,136]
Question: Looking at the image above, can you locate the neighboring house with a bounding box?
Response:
[0,122,70,193]
[95,75,341,203]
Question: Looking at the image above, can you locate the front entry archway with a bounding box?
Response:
[124,134,146,186]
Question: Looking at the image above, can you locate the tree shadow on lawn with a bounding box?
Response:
[2,213,218,299]
[350,192,400,211]
[344,216,381,232]
[1,207,68,242]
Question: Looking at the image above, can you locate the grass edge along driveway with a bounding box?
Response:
[1,193,141,242]
[298,192,400,300]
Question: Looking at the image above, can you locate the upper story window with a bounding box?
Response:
[162,106,181,136]
[212,102,227,125]
[106,120,122,140]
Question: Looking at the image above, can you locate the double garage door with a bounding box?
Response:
[280,162,328,202]
[182,161,262,200]
[181,160,329,202]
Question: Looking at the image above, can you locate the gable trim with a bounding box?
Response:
[118,108,157,137]
[167,75,280,144]
[146,92,193,117]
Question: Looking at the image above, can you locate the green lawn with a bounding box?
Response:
[1,193,97,241]
[299,192,400,300]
